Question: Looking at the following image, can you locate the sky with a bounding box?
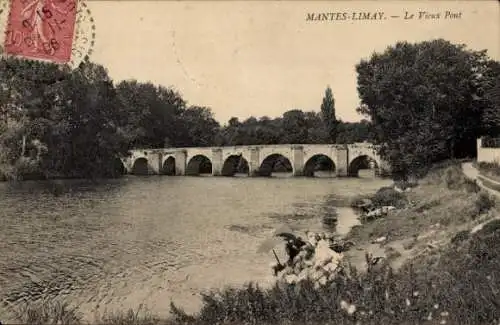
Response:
[85,0,499,124]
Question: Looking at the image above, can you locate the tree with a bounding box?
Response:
[0,57,130,180]
[481,60,500,136]
[336,119,373,144]
[356,39,497,178]
[304,111,328,144]
[177,106,220,147]
[38,61,129,179]
[282,109,308,144]
[320,86,338,143]
[115,80,186,149]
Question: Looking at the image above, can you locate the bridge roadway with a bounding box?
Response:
[122,143,390,177]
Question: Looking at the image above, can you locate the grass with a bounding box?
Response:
[479,175,500,192]
[477,161,500,183]
[10,161,500,325]
[393,180,418,190]
[347,164,493,245]
[13,300,83,325]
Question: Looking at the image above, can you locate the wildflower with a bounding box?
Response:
[434,304,439,309]
[427,312,433,321]
[413,291,419,297]
[440,311,449,317]
[440,320,446,324]
[405,298,411,306]
[340,300,357,315]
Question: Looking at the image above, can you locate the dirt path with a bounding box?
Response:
[462,162,500,198]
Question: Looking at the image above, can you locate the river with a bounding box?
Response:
[0,172,391,321]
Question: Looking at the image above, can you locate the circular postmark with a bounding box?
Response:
[70,0,96,67]
[0,0,96,68]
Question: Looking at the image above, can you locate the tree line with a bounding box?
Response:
[0,52,368,180]
[0,38,499,181]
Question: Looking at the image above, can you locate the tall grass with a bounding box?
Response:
[14,300,82,325]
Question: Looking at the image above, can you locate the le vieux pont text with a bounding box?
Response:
[306,11,463,21]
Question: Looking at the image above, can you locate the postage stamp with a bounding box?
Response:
[0,0,95,66]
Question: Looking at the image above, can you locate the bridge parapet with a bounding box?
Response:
[124,143,389,177]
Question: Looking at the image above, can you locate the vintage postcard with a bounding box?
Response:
[0,0,499,324]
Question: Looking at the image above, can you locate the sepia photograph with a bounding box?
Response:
[0,0,499,324]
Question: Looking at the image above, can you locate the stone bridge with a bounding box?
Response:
[120,143,390,177]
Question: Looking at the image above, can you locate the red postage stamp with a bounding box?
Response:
[3,0,79,63]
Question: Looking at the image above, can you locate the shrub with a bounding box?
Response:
[475,191,496,215]
[393,180,418,190]
[349,195,371,208]
[450,230,470,245]
[443,165,465,189]
[478,161,500,177]
[464,178,481,193]
[433,165,481,193]
[414,199,441,213]
[371,186,407,208]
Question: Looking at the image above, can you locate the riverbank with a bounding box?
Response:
[10,162,500,325]
[344,162,498,272]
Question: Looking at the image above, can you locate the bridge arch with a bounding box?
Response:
[258,153,293,177]
[132,157,149,175]
[186,155,213,176]
[222,154,250,176]
[348,155,379,177]
[161,156,176,176]
[303,154,336,177]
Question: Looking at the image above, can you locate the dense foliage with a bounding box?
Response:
[356,39,500,180]
[0,57,128,180]
[215,113,371,146]
[0,55,371,180]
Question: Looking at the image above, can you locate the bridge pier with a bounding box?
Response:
[336,145,349,177]
[149,151,163,174]
[212,148,223,176]
[292,145,304,176]
[249,147,260,176]
[174,150,187,176]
